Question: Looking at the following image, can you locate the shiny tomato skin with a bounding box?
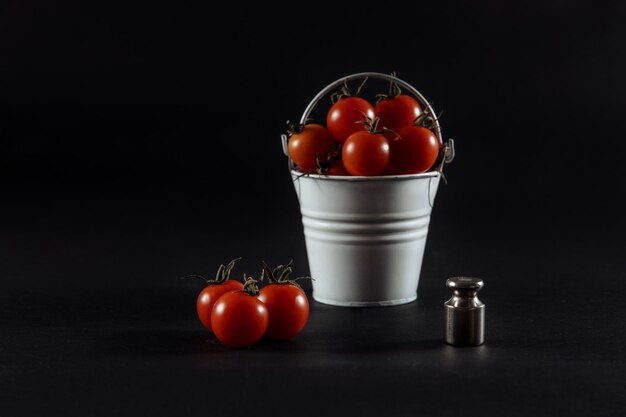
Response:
[211,292,269,348]
[288,124,335,172]
[326,97,375,144]
[258,284,309,340]
[375,95,422,132]
[380,130,402,175]
[342,131,390,176]
[196,280,244,332]
[389,126,440,174]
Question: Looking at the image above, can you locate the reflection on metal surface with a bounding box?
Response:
[445,277,485,346]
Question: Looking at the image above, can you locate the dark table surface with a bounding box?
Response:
[2,178,624,417]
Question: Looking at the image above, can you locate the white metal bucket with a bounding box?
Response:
[282,72,454,307]
[292,171,441,306]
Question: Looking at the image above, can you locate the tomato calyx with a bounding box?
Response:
[285,120,305,137]
[412,106,442,131]
[260,260,311,291]
[285,118,317,137]
[181,257,242,285]
[375,70,402,104]
[330,77,368,104]
[357,114,392,136]
[242,275,261,296]
[315,150,341,175]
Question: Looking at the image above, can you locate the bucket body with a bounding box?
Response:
[292,171,441,307]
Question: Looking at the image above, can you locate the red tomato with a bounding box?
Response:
[211,291,269,348]
[342,130,390,176]
[258,284,309,340]
[326,97,375,144]
[288,123,335,172]
[186,258,244,333]
[375,95,422,131]
[381,130,401,175]
[196,280,244,332]
[388,126,440,174]
[326,159,350,176]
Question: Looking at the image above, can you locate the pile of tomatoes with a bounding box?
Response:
[287,76,441,176]
[186,259,309,348]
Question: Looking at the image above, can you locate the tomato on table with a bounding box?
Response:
[184,258,244,333]
[211,277,269,348]
[258,261,309,340]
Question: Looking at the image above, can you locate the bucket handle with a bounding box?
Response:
[281,72,455,169]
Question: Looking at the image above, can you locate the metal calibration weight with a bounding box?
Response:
[445,277,485,346]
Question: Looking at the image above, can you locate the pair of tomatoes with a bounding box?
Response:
[191,259,309,348]
[287,77,441,176]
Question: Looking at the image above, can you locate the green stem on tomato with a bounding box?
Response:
[242,275,261,296]
[330,77,369,103]
[179,257,242,285]
[260,260,313,291]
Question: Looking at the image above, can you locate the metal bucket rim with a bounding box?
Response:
[290,169,440,182]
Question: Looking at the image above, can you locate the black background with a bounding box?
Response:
[2,1,625,416]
